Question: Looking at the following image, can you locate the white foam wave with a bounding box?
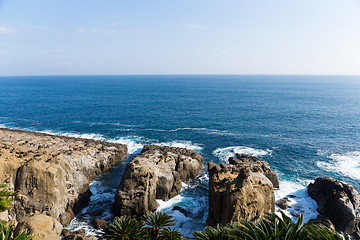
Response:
[36,129,107,141]
[155,140,203,152]
[61,132,105,141]
[213,146,272,163]
[65,217,103,237]
[157,195,185,210]
[157,194,207,238]
[39,129,146,155]
[110,136,145,154]
[317,151,360,180]
[275,180,318,224]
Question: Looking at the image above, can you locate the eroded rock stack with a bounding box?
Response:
[308,177,360,235]
[206,153,277,227]
[0,128,127,226]
[112,145,204,218]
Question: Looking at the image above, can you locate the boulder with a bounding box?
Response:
[0,128,127,225]
[172,206,189,217]
[91,218,107,229]
[13,213,63,240]
[308,177,360,235]
[62,230,85,240]
[275,197,291,210]
[206,158,275,227]
[112,145,204,218]
[84,237,98,240]
[61,229,70,237]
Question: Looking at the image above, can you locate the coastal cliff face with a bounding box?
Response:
[206,154,276,227]
[112,145,204,219]
[0,128,127,225]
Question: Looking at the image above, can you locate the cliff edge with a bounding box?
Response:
[0,128,127,226]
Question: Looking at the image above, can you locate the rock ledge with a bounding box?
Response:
[0,128,127,225]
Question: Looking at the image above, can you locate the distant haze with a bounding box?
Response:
[0,0,360,76]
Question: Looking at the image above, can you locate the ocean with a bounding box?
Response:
[0,75,359,237]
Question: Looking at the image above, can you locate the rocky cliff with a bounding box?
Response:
[206,153,276,227]
[0,128,127,226]
[112,145,204,219]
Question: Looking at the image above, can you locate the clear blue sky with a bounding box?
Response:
[1,0,360,75]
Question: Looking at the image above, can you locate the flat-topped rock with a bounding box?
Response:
[206,155,276,227]
[229,153,279,188]
[112,144,204,219]
[0,128,127,225]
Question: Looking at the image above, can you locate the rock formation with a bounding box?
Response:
[0,128,127,226]
[206,153,276,227]
[112,145,204,219]
[13,213,63,240]
[308,177,360,235]
[229,153,279,188]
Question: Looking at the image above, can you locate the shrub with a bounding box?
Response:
[193,211,348,240]
[0,184,34,240]
[103,212,182,240]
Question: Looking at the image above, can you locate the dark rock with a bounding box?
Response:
[84,210,103,217]
[91,218,108,229]
[112,145,204,219]
[275,197,291,210]
[63,230,85,240]
[62,229,70,237]
[316,215,336,232]
[72,189,93,215]
[172,206,189,217]
[308,177,360,235]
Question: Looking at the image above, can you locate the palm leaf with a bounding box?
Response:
[103,216,146,240]
[158,227,182,240]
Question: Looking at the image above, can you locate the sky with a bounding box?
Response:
[0,0,360,76]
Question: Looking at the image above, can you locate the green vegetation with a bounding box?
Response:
[0,184,14,213]
[193,211,349,240]
[0,184,33,240]
[102,212,182,240]
[0,223,33,240]
[102,210,348,240]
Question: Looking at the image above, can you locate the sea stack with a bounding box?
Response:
[0,128,127,226]
[308,177,360,235]
[112,145,204,219]
[206,153,277,227]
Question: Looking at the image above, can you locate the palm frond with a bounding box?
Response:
[158,227,182,240]
[103,216,146,240]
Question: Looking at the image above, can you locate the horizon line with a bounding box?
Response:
[1,73,360,77]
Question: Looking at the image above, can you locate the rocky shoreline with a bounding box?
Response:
[0,128,127,234]
[1,128,360,239]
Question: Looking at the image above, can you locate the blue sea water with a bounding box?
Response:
[1,75,360,237]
